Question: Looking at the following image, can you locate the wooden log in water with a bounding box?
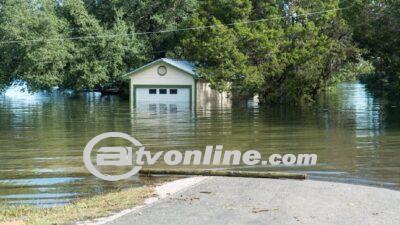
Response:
[139,169,306,180]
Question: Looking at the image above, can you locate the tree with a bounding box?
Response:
[0,0,71,91]
[344,0,400,97]
[83,0,198,59]
[177,0,356,104]
[58,0,146,90]
[0,0,147,92]
[0,0,357,102]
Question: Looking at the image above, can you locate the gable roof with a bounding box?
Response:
[125,58,197,78]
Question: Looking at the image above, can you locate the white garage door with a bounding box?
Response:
[135,87,190,104]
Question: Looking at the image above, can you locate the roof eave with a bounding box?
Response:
[123,59,197,79]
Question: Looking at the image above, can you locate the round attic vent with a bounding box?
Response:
[157,65,167,76]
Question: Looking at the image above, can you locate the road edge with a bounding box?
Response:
[79,176,209,225]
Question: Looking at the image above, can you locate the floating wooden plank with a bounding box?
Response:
[139,169,306,180]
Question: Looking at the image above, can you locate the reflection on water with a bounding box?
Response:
[0,82,399,206]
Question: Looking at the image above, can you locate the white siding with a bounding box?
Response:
[196,81,231,108]
[129,61,233,108]
[130,63,195,106]
[130,63,194,85]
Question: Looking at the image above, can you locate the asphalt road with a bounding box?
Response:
[106,177,400,225]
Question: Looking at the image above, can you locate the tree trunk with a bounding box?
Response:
[139,169,306,180]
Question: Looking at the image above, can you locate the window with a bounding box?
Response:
[159,89,167,94]
[169,89,178,94]
[149,89,157,94]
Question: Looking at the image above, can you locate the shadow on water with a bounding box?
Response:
[0,82,399,206]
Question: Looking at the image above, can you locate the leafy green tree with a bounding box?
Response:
[0,0,358,102]
[58,0,146,90]
[199,0,252,23]
[0,0,146,91]
[177,0,355,104]
[83,0,198,59]
[0,0,71,91]
[344,0,400,97]
[0,68,7,92]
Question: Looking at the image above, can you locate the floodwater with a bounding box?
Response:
[0,82,399,206]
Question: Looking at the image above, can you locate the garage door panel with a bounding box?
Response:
[135,87,190,103]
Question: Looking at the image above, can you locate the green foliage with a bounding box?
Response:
[199,0,253,23]
[84,0,198,58]
[0,67,6,91]
[0,0,145,92]
[58,0,145,90]
[0,0,200,92]
[335,57,375,82]
[177,0,356,104]
[0,0,72,91]
[0,0,361,104]
[344,0,400,97]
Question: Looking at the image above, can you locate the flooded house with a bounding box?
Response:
[126,58,230,108]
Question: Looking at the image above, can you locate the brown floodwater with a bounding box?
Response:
[0,82,399,206]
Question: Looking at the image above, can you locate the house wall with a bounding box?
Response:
[196,81,231,108]
[130,62,195,107]
[129,62,231,108]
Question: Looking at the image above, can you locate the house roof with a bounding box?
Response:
[125,58,197,78]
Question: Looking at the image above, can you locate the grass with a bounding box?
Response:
[0,186,154,225]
